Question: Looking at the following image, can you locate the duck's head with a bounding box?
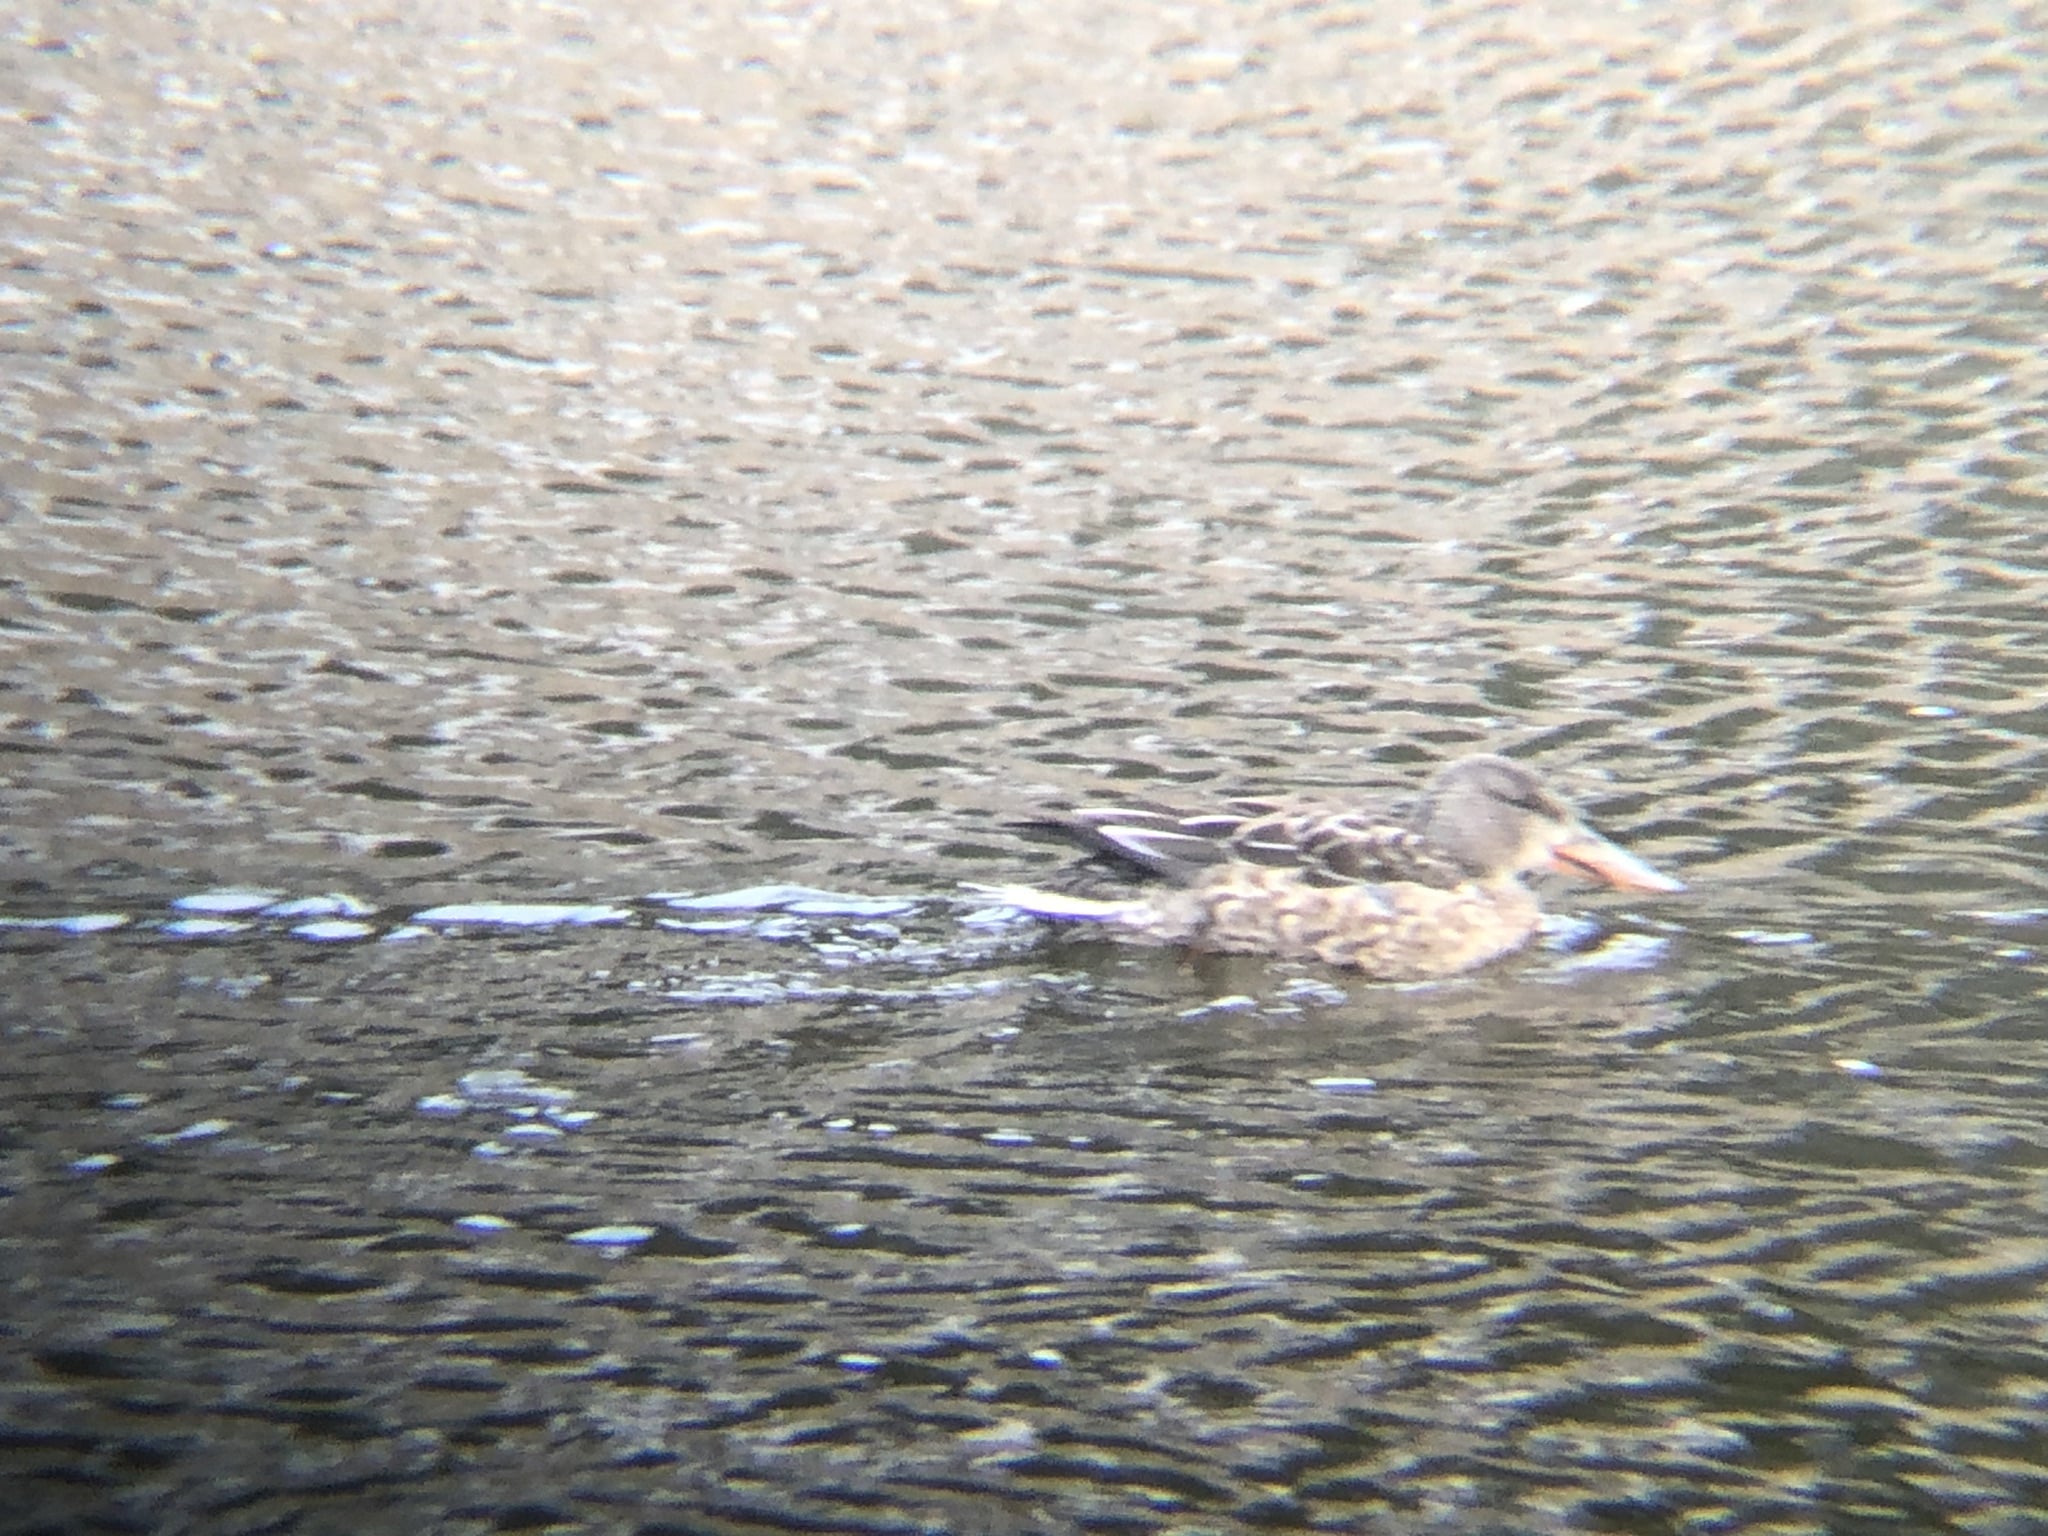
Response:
[1413,755,1685,893]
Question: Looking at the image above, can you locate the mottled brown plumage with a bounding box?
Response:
[977,754,1683,981]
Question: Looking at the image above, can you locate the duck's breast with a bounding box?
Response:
[1168,868,1542,979]
[1316,880,1542,980]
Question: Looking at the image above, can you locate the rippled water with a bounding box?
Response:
[7,1,2048,1531]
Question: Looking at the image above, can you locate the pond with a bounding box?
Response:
[5,2,2048,1532]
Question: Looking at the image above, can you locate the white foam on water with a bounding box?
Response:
[173,889,280,914]
[292,920,376,941]
[413,903,633,927]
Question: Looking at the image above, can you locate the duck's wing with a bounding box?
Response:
[1237,804,1476,888]
[1016,801,1252,880]
[1023,797,1475,888]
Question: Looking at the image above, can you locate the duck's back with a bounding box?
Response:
[1027,795,1475,890]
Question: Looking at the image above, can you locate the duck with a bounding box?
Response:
[972,754,1684,980]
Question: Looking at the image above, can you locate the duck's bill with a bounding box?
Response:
[1548,833,1686,894]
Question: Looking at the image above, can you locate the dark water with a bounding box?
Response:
[7,2,2048,1532]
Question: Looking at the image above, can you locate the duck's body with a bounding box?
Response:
[978,755,1683,981]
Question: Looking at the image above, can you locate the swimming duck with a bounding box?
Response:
[975,754,1684,980]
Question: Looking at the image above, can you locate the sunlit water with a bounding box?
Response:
[6,1,2048,1532]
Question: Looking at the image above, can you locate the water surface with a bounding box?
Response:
[6,2,2048,1531]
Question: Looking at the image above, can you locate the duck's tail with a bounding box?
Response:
[961,882,1148,924]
